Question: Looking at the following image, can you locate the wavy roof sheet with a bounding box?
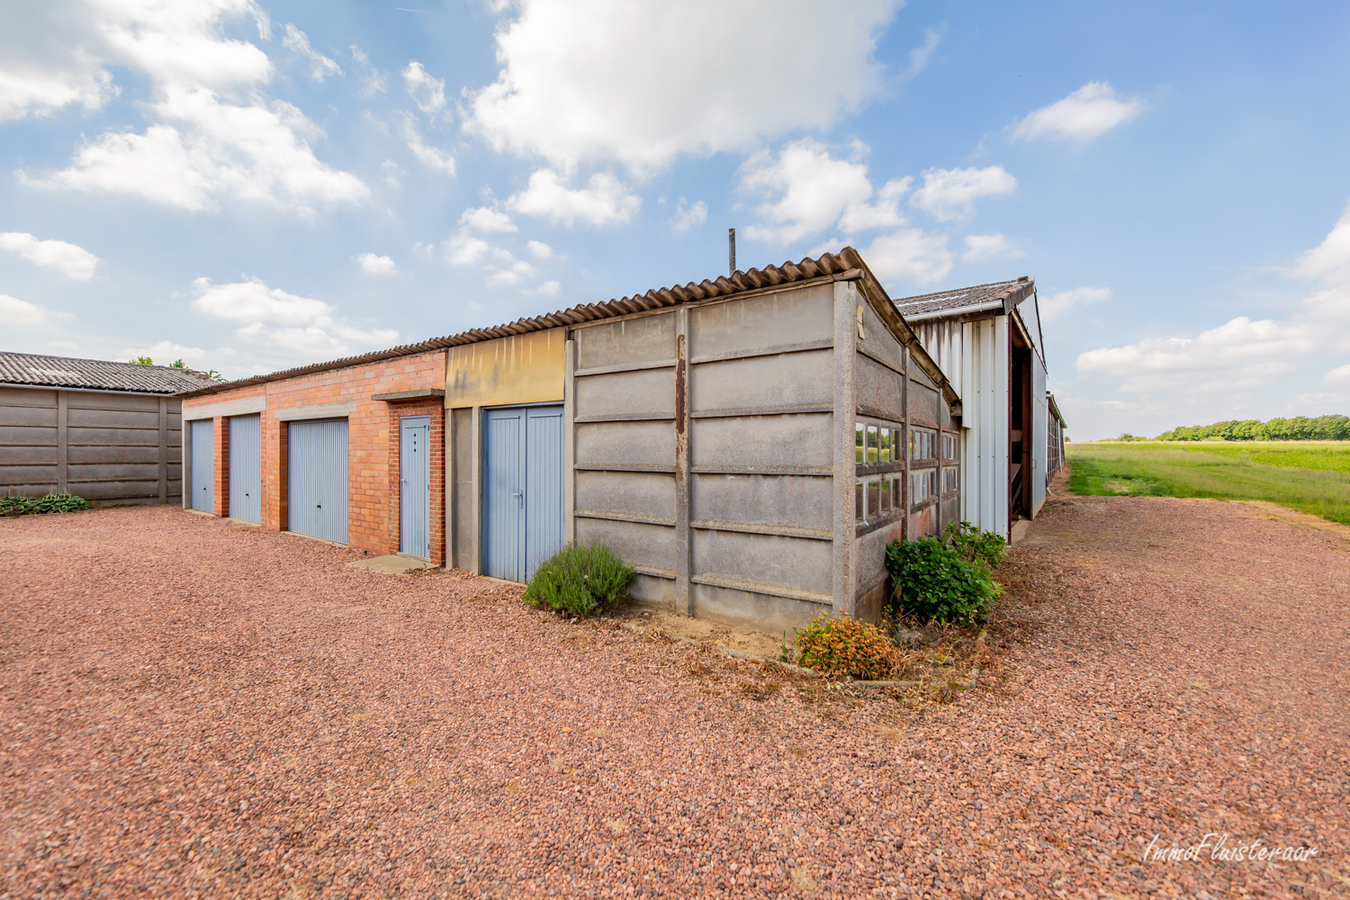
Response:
[179,249,870,399]
[0,351,218,394]
[893,277,1034,319]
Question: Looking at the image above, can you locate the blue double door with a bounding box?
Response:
[482,405,564,583]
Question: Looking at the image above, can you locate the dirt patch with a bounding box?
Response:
[2,503,1346,898]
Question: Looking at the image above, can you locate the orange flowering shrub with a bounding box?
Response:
[795,614,897,680]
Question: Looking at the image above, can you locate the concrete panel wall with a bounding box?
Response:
[450,407,475,570]
[0,386,181,505]
[855,354,905,422]
[690,348,832,413]
[690,413,833,471]
[689,285,834,360]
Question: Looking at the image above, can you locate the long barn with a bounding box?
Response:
[180,249,965,631]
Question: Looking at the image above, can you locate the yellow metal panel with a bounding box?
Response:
[444,328,565,408]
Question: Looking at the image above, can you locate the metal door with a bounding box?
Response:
[525,406,564,579]
[288,418,349,543]
[189,419,213,512]
[482,404,564,582]
[399,415,431,558]
[228,414,261,523]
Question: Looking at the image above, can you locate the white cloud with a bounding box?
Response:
[118,339,218,369]
[1077,196,1350,399]
[21,2,367,213]
[740,141,874,244]
[0,232,102,280]
[282,24,342,82]
[1039,286,1111,322]
[909,166,1016,221]
[1293,198,1350,285]
[1012,81,1144,142]
[1324,363,1350,385]
[839,178,911,233]
[486,257,535,287]
[402,119,456,175]
[526,240,553,259]
[350,46,386,95]
[191,275,396,360]
[445,233,491,266]
[507,170,640,227]
[0,294,55,327]
[0,1,118,121]
[402,61,446,116]
[961,233,1018,263]
[355,252,397,275]
[534,280,561,296]
[466,0,900,172]
[860,228,954,285]
[906,29,940,77]
[672,198,707,232]
[460,206,517,233]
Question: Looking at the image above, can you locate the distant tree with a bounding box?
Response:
[170,359,185,368]
[130,355,154,365]
[1155,414,1349,441]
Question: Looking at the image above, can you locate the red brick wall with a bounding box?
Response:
[212,416,230,517]
[182,351,447,563]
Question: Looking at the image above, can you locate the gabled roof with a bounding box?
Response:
[893,277,1035,321]
[0,351,218,394]
[178,248,960,407]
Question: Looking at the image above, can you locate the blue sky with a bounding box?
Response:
[3,0,1349,439]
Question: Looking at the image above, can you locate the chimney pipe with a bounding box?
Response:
[728,228,736,276]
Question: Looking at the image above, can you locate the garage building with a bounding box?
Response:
[1,352,215,506]
[180,249,963,631]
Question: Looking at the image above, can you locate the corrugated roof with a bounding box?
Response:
[893,277,1034,319]
[0,351,219,394]
[179,249,870,399]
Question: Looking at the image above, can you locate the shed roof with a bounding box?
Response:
[0,351,218,394]
[178,247,959,406]
[893,277,1035,321]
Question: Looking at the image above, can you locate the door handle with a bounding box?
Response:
[512,491,523,507]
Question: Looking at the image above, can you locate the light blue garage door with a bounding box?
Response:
[288,418,348,544]
[228,414,261,523]
[189,419,213,513]
[399,415,431,558]
[482,405,564,582]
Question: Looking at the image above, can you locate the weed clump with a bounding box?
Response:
[524,542,636,618]
[886,521,1003,625]
[0,494,91,517]
[794,614,897,680]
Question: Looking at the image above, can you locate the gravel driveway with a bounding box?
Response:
[2,495,1346,898]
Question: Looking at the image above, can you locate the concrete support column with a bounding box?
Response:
[469,405,481,575]
[673,307,692,616]
[56,391,68,494]
[157,398,168,503]
[563,338,577,547]
[831,282,858,617]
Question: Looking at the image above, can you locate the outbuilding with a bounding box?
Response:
[893,278,1061,538]
[179,249,963,632]
[0,352,215,506]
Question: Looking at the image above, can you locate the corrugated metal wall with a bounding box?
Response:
[399,415,431,558]
[959,318,1011,538]
[525,406,564,579]
[1,386,182,505]
[1031,356,1048,516]
[482,407,526,581]
[189,418,214,512]
[228,414,261,523]
[287,419,349,543]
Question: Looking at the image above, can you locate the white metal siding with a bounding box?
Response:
[958,317,1010,538]
[1031,356,1048,517]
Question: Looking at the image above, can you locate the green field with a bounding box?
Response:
[1066,441,1350,525]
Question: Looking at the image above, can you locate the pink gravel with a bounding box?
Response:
[1,497,1346,898]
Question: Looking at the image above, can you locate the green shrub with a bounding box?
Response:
[941,520,1007,569]
[524,542,636,618]
[794,614,897,680]
[0,493,91,517]
[885,535,1001,625]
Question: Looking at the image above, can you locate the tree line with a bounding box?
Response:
[1147,414,1350,441]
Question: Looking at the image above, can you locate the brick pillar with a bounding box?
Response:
[213,416,229,517]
